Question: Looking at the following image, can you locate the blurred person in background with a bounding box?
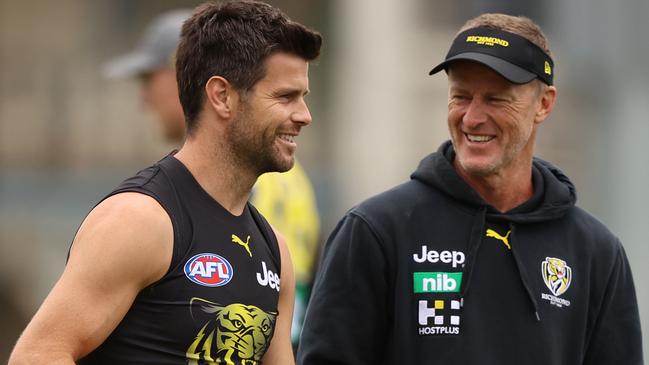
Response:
[298,13,643,364]
[104,9,189,143]
[102,7,322,349]
[9,1,322,364]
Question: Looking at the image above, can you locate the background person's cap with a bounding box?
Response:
[429,27,554,85]
[102,9,192,78]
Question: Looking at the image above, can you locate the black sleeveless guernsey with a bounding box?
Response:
[78,155,282,365]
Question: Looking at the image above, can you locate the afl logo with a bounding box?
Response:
[184,253,233,287]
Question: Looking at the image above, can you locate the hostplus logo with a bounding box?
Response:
[417,299,462,335]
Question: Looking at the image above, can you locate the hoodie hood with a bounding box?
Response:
[411,140,577,222]
[411,141,577,321]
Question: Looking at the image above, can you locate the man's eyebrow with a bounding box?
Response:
[449,85,469,93]
[271,87,310,97]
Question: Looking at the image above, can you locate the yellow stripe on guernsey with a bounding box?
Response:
[466,35,509,47]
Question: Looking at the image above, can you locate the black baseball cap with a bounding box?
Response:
[429,27,554,85]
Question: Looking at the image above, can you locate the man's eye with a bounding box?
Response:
[276,93,295,101]
[489,95,508,102]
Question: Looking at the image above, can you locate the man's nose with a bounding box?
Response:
[291,98,312,125]
[462,98,488,128]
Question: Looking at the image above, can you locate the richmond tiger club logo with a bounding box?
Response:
[540,257,572,308]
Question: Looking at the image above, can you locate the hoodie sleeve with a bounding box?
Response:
[583,242,644,365]
[297,212,390,365]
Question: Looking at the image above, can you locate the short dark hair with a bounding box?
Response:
[176,0,322,134]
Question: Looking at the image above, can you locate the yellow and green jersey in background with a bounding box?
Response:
[251,159,321,346]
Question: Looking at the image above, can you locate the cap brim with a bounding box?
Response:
[101,51,160,79]
[429,52,537,84]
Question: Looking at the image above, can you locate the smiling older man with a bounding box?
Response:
[298,13,643,365]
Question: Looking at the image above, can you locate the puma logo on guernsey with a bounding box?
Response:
[485,229,511,250]
[231,234,252,257]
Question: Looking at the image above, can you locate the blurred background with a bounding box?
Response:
[1,0,647,360]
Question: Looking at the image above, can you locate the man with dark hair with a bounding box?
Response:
[9,1,322,364]
[103,8,322,349]
[298,13,643,364]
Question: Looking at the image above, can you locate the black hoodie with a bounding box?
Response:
[298,141,643,365]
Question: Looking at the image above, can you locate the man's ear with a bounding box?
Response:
[535,84,557,124]
[205,76,237,119]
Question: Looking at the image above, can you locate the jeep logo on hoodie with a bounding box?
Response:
[413,245,465,268]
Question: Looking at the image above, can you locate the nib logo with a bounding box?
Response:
[413,272,462,293]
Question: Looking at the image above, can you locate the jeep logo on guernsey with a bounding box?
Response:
[184,253,233,287]
[256,261,280,292]
[413,246,465,268]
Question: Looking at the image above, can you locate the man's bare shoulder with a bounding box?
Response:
[7,192,175,364]
[70,192,174,288]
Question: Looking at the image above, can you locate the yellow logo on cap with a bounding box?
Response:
[544,61,552,75]
[466,35,509,47]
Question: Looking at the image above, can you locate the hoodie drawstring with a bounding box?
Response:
[509,223,542,321]
[461,211,542,322]
[460,207,487,298]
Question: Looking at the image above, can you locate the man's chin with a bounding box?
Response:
[275,157,295,173]
[258,156,295,175]
[457,158,500,177]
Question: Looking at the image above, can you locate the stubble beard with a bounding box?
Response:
[225,106,294,177]
[454,131,528,178]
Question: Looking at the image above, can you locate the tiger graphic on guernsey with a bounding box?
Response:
[186,297,277,365]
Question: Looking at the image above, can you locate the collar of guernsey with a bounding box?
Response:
[429,27,554,85]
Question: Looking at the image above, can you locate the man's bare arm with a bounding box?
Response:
[8,192,173,364]
[262,229,296,365]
